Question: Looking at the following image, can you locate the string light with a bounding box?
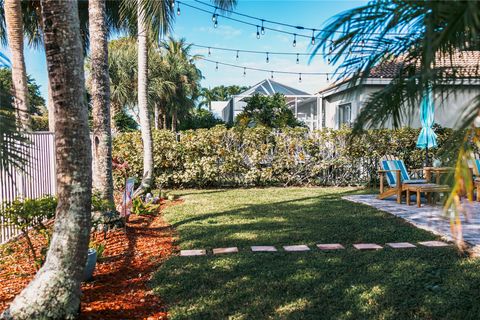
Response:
[199,57,331,76]
[215,62,218,70]
[271,71,274,79]
[266,52,269,63]
[177,3,181,15]
[243,67,246,76]
[261,20,265,35]
[328,57,331,64]
[171,0,175,8]
[212,8,217,22]
[208,47,211,56]
[296,53,299,64]
[311,29,316,45]
[236,50,239,60]
[326,73,329,81]
[299,73,302,83]
[214,18,218,28]
[256,26,260,39]
[292,34,297,47]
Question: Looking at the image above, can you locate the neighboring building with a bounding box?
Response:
[210,101,229,119]
[318,51,480,129]
[217,79,321,130]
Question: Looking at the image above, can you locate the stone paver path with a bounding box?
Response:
[317,244,345,250]
[353,243,383,250]
[386,242,416,249]
[343,194,480,248]
[283,245,310,252]
[180,249,206,256]
[180,240,450,257]
[251,246,277,252]
[213,247,238,254]
[419,241,450,247]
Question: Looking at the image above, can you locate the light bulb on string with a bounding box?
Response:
[266,52,269,63]
[292,34,297,47]
[208,47,211,56]
[215,62,218,71]
[296,53,299,64]
[326,73,329,82]
[171,0,175,8]
[311,29,316,45]
[328,57,331,64]
[256,26,260,39]
[212,8,217,22]
[271,71,274,79]
[243,67,246,77]
[214,19,218,28]
[176,4,181,16]
[261,20,265,35]
[236,50,239,60]
[299,73,302,83]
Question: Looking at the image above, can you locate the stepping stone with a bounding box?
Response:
[283,245,310,252]
[251,246,277,252]
[316,243,345,250]
[180,249,206,256]
[213,247,238,255]
[353,243,383,250]
[418,241,449,247]
[386,242,416,249]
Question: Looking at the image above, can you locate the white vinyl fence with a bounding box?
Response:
[0,132,56,243]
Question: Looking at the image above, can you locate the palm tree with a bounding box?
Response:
[315,0,480,223]
[199,87,216,111]
[1,0,92,318]
[89,0,114,204]
[3,0,30,130]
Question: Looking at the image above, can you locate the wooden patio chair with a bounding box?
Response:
[378,155,427,203]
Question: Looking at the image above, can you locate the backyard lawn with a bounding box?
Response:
[152,188,480,320]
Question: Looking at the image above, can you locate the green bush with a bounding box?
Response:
[1,195,57,267]
[112,125,455,188]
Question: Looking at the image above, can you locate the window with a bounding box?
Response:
[338,103,351,128]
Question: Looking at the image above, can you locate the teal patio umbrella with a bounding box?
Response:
[416,86,437,166]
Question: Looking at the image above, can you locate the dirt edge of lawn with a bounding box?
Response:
[0,200,181,320]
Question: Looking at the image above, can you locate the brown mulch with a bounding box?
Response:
[0,200,182,319]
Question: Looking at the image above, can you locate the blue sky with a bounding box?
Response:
[0,0,367,100]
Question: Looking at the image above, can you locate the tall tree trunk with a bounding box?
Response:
[4,0,31,130]
[162,109,167,130]
[89,0,114,204]
[135,2,154,196]
[171,108,177,132]
[47,80,54,132]
[1,0,92,318]
[154,103,159,130]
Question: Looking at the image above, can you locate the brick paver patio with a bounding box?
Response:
[344,194,480,248]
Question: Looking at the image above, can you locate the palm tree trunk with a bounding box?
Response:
[163,109,167,130]
[4,0,31,130]
[171,108,177,132]
[47,80,55,132]
[135,1,154,195]
[1,0,92,318]
[89,0,114,204]
[154,103,159,129]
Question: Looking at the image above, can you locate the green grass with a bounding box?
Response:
[152,187,480,320]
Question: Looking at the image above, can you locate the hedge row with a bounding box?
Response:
[112,125,455,189]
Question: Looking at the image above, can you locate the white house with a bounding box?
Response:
[216,79,322,130]
[318,51,480,129]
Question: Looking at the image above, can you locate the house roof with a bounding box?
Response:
[369,50,480,78]
[318,50,480,95]
[238,79,311,96]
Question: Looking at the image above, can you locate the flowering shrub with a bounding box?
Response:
[112,125,454,188]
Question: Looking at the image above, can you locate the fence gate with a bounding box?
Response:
[0,132,56,243]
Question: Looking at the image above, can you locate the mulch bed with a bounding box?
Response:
[0,200,181,319]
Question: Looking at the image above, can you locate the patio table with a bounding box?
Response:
[423,167,453,184]
[404,183,450,207]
